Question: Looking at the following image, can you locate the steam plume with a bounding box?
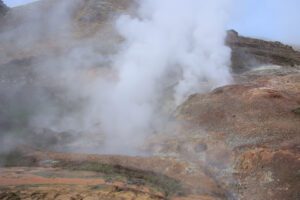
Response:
[99,0,232,152]
[0,0,232,154]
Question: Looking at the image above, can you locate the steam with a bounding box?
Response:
[100,0,232,152]
[0,0,232,154]
[115,0,232,104]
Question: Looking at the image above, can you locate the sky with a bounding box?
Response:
[229,0,300,45]
[4,0,300,45]
[5,0,39,7]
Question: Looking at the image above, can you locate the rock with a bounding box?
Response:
[226,30,300,72]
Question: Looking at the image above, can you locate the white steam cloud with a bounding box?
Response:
[116,0,232,104]
[0,0,232,154]
[99,0,232,152]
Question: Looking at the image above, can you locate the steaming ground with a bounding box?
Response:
[0,1,300,200]
[0,0,233,154]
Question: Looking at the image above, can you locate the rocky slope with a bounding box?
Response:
[174,72,300,199]
[0,0,299,200]
[227,30,300,72]
[1,0,300,69]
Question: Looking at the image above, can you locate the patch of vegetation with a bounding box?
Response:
[0,151,184,198]
[56,161,184,198]
[0,150,37,167]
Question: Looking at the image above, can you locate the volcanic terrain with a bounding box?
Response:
[0,1,299,200]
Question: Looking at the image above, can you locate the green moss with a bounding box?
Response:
[56,161,184,198]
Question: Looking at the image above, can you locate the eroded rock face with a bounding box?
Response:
[226,30,300,72]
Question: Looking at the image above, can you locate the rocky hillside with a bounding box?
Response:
[0,1,299,200]
[171,73,300,200]
[227,30,300,72]
[1,0,300,70]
